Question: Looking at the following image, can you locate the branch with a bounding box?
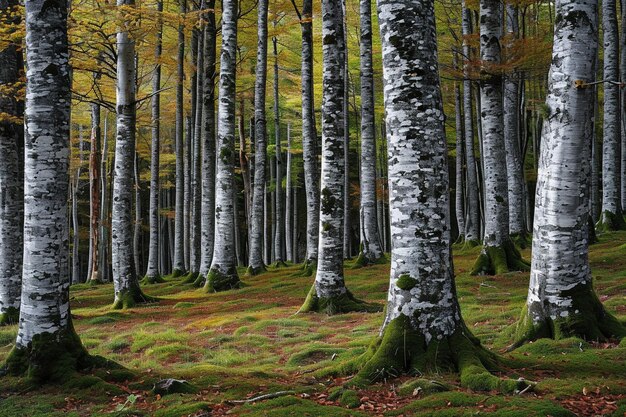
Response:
[225,391,295,405]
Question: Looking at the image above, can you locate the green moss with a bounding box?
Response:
[470,240,530,276]
[154,402,211,417]
[396,274,418,290]
[168,269,185,279]
[246,264,267,276]
[203,267,242,293]
[272,260,288,268]
[352,251,386,269]
[398,378,450,396]
[173,302,195,309]
[596,211,626,232]
[0,307,19,326]
[510,232,531,249]
[238,396,367,417]
[287,347,346,366]
[512,283,626,348]
[298,285,382,315]
[1,323,92,382]
[292,259,316,277]
[141,274,166,285]
[339,389,361,408]
[112,285,158,310]
[180,271,199,285]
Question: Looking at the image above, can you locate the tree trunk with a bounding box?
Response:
[342,0,351,260]
[513,0,625,345]
[239,102,251,242]
[503,4,527,242]
[184,116,191,270]
[133,151,142,276]
[272,35,285,266]
[199,1,217,280]
[355,0,383,267]
[598,0,625,231]
[299,0,375,314]
[285,124,293,262]
[354,0,512,391]
[0,0,23,325]
[112,0,153,309]
[453,53,465,242]
[144,0,163,283]
[99,112,110,283]
[87,103,101,284]
[247,0,269,275]
[461,1,480,244]
[299,0,319,274]
[5,0,89,378]
[204,0,242,292]
[471,0,529,275]
[173,0,186,275]
[622,0,626,211]
[72,127,84,285]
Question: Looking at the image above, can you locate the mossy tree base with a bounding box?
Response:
[168,269,185,279]
[510,232,531,249]
[112,286,159,309]
[292,259,316,277]
[298,285,382,315]
[350,315,525,393]
[203,268,242,293]
[587,215,599,244]
[596,211,626,232]
[471,240,530,275]
[141,274,166,285]
[191,273,206,288]
[511,284,626,349]
[0,307,19,326]
[351,252,386,269]
[180,272,199,285]
[245,264,267,277]
[272,260,288,268]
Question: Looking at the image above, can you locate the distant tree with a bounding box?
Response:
[513,0,625,345]
[204,0,243,292]
[0,0,23,326]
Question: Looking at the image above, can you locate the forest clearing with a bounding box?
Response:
[1,236,625,416]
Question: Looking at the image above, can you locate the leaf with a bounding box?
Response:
[582,387,588,396]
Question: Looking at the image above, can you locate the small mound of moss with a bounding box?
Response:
[173,302,196,309]
[141,274,166,285]
[398,378,450,396]
[154,402,211,417]
[339,389,361,408]
[246,264,267,276]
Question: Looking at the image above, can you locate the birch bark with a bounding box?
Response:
[299,0,376,314]
[354,0,517,391]
[173,0,186,275]
[247,0,269,275]
[87,103,101,284]
[204,0,242,292]
[514,0,625,344]
[355,0,383,267]
[3,0,89,379]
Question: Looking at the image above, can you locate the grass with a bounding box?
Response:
[0,233,625,416]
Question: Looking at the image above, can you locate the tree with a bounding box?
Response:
[354,0,383,267]
[247,0,269,276]
[173,0,187,276]
[351,0,521,392]
[272,32,286,267]
[204,0,243,292]
[87,102,102,283]
[111,0,154,309]
[512,0,625,346]
[0,0,23,326]
[299,0,376,314]
[143,0,164,284]
[471,0,528,275]
[198,0,217,284]
[598,0,625,231]
[292,0,319,276]
[461,0,480,245]
[2,0,90,378]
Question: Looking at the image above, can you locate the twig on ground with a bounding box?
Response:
[225,390,296,404]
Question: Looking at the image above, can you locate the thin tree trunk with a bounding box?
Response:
[355,0,383,266]
[173,0,186,274]
[453,52,465,242]
[599,0,625,230]
[133,151,142,275]
[285,124,293,262]
[72,127,84,285]
[184,116,191,270]
[342,0,351,259]
[204,0,242,292]
[87,103,101,283]
[272,34,285,265]
[145,0,163,283]
[99,112,110,283]
[247,0,269,275]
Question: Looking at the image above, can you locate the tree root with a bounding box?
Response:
[141,274,166,285]
[351,252,386,269]
[510,283,626,350]
[349,315,527,393]
[245,264,267,277]
[298,285,382,315]
[203,267,242,293]
[112,286,158,309]
[291,259,316,277]
[471,239,530,276]
[180,272,199,285]
[596,211,626,232]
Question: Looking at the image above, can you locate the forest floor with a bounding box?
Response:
[1,233,626,417]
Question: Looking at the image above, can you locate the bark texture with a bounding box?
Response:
[204,0,242,292]
[514,0,625,345]
[247,0,269,276]
[173,0,186,274]
[355,0,383,267]
[353,0,517,393]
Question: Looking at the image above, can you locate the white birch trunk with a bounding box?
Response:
[515,0,625,344]
[285,124,293,262]
[173,0,186,274]
[205,0,242,292]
